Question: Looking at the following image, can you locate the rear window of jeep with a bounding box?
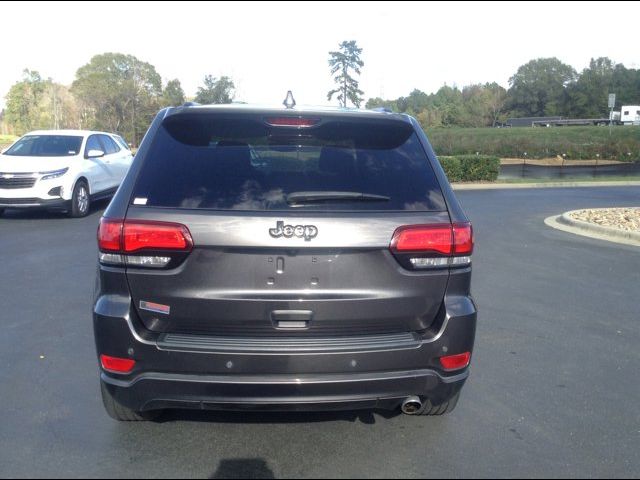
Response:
[131,114,446,212]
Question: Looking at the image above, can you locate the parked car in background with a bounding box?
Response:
[0,130,133,217]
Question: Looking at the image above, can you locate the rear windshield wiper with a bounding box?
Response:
[287,191,391,204]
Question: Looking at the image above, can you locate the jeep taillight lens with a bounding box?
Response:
[122,221,193,252]
[98,218,193,268]
[389,223,473,269]
[98,218,123,252]
[452,223,473,255]
[390,225,453,255]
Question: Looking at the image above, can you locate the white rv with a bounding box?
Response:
[620,105,640,125]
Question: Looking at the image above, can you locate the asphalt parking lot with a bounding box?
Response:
[0,187,638,478]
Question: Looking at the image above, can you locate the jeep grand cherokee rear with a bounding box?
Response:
[93,104,477,421]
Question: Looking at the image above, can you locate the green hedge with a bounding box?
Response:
[426,126,640,161]
[438,155,500,182]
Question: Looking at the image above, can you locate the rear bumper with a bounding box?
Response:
[0,197,70,209]
[101,368,468,412]
[94,291,477,413]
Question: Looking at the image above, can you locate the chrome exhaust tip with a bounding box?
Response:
[401,396,423,415]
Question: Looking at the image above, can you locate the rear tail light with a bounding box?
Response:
[98,218,193,268]
[439,352,471,371]
[390,225,453,255]
[390,222,473,269]
[452,223,473,255]
[265,116,320,128]
[123,222,192,252]
[100,354,136,374]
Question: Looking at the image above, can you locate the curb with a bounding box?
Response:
[544,211,640,247]
[453,181,640,190]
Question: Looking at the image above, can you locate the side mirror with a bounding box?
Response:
[87,149,105,159]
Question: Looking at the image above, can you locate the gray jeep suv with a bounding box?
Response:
[93,103,477,420]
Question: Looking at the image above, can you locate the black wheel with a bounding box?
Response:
[416,391,461,416]
[0,208,5,217]
[69,180,90,218]
[100,381,158,422]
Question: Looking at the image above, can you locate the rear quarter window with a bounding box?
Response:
[131,114,447,212]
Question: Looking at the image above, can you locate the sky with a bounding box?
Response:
[1,1,638,109]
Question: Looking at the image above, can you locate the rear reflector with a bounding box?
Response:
[265,117,320,127]
[439,352,471,371]
[100,355,136,374]
[98,218,193,253]
[390,225,453,254]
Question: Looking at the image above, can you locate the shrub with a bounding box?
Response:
[439,156,463,182]
[439,155,500,182]
[426,126,640,162]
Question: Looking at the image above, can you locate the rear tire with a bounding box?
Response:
[100,381,158,422]
[416,391,461,416]
[69,180,90,218]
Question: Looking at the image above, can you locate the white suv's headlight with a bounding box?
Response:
[40,168,69,181]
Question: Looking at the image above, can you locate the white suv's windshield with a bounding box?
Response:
[4,135,83,157]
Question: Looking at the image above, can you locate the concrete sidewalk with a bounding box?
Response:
[453,180,640,190]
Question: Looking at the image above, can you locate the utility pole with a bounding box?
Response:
[608,93,616,137]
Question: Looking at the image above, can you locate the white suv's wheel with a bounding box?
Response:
[70,180,90,218]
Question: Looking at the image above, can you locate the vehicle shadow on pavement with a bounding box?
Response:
[210,458,275,479]
[155,408,401,425]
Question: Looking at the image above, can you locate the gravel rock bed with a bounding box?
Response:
[569,208,640,232]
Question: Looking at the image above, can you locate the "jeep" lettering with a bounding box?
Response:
[269,221,318,241]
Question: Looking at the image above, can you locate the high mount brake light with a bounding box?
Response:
[265,117,320,128]
[389,223,473,269]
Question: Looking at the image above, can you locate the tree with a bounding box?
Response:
[4,70,47,134]
[507,58,577,117]
[72,53,163,145]
[327,40,365,108]
[194,75,235,104]
[3,70,80,134]
[566,57,616,118]
[461,83,508,127]
[611,64,640,106]
[162,79,185,107]
[482,82,508,127]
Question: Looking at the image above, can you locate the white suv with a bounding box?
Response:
[0,130,133,217]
